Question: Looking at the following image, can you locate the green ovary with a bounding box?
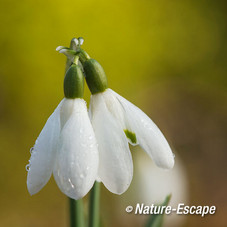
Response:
[124,129,137,144]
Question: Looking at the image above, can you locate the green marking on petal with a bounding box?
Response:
[124,129,137,144]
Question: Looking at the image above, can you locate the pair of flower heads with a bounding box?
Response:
[26,37,175,200]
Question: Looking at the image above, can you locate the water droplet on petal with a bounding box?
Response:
[88,136,93,140]
[80,174,84,179]
[30,147,34,154]
[25,164,30,171]
[68,178,75,189]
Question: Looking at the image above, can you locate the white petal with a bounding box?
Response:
[108,89,174,169]
[102,89,137,145]
[102,89,127,130]
[59,98,75,129]
[90,94,133,194]
[53,99,98,200]
[27,100,63,195]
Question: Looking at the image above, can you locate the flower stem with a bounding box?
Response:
[65,38,76,73]
[88,181,101,227]
[78,49,90,64]
[69,198,85,227]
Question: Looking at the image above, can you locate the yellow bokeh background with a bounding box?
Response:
[0,0,226,226]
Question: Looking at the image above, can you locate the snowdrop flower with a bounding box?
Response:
[26,62,99,200]
[81,58,175,195]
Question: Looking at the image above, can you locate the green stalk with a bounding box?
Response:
[88,181,101,227]
[65,38,76,73]
[69,198,85,227]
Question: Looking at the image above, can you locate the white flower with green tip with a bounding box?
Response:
[81,57,175,195]
[27,64,99,200]
[27,40,175,200]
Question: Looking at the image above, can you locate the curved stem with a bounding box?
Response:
[79,49,90,64]
[73,55,79,65]
[69,198,85,227]
[88,181,101,227]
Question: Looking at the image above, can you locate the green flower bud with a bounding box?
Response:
[83,59,108,94]
[64,64,84,99]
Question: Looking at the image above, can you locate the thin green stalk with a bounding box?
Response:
[69,198,85,227]
[65,38,76,73]
[88,181,101,227]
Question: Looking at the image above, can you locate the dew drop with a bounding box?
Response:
[88,136,93,140]
[68,178,75,189]
[80,174,84,179]
[25,164,30,171]
[30,147,34,154]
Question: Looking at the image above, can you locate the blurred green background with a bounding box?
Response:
[0,0,226,226]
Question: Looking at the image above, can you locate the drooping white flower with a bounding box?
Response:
[27,98,98,200]
[27,63,99,200]
[74,56,175,195]
[54,44,175,197]
[89,88,174,194]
